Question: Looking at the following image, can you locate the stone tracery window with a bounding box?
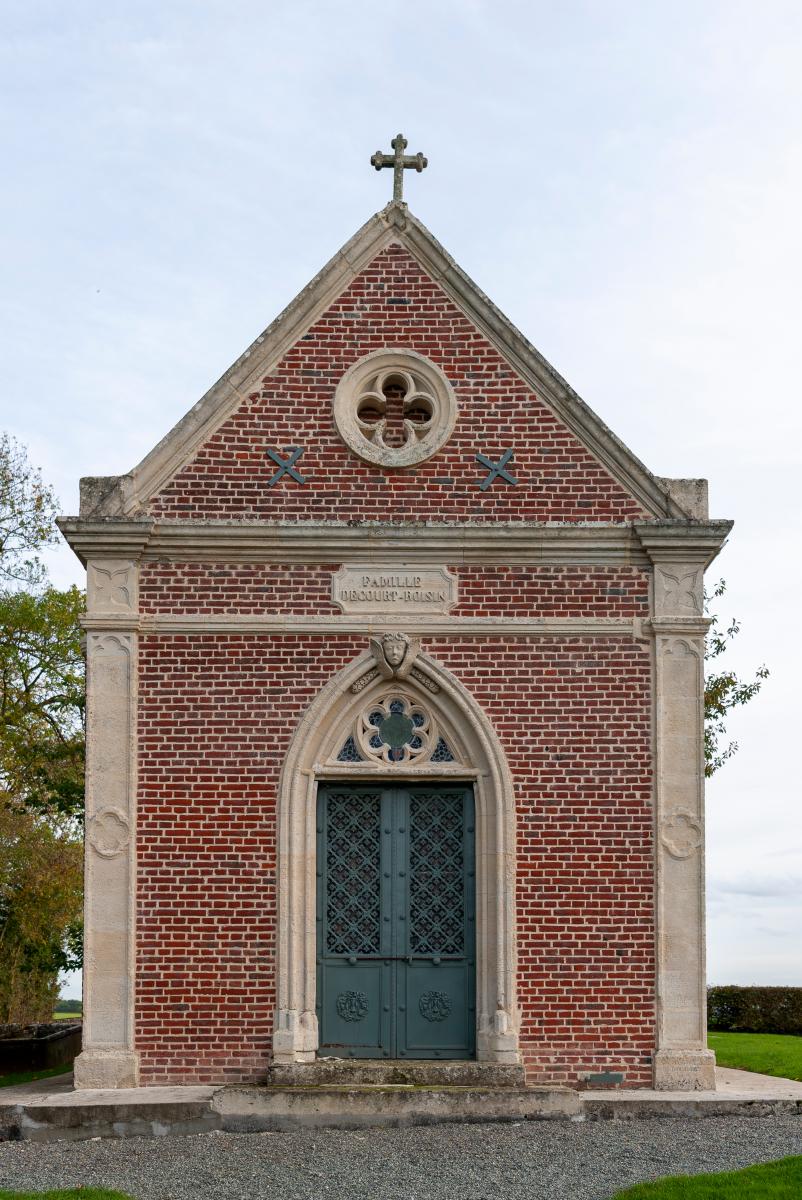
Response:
[335,692,456,765]
[333,349,457,468]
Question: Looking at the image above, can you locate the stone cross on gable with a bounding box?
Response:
[371,133,428,201]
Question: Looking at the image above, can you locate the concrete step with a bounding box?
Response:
[0,1085,219,1143]
[0,1078,577,1141]
[267,1058,526,1088]
[215,1083,579,1131]
[3,1069,802,1142]
[583,1090,802,1121]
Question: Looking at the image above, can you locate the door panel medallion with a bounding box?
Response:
[336,991,370,1022]
[419,990,452,1022]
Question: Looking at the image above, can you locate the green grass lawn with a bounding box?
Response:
[0,1064,73,1089]
[610,1156,802,1198]
[52,1012,82,1021]
[0,1192,133,1200]
[709,1031,802,1082]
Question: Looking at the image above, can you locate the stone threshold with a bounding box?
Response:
[267,1058,526,1088]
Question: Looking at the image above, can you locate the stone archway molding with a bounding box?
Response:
[273,646,520,1064]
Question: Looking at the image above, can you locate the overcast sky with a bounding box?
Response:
[2,1,800,994]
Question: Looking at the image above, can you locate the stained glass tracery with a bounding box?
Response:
[334,692,458,767]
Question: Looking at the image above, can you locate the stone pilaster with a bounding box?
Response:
[647,552,715,1090]
[74,561,139,1089]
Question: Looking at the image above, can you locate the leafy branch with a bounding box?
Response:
[704,579,769,777]
[0,433,58,589]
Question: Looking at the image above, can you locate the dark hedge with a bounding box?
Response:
[708,986,802,1034]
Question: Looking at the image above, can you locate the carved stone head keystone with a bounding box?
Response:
[382,632,409,669]
[369,631,419,679]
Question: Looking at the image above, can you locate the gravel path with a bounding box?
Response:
[0,1116,801,1200]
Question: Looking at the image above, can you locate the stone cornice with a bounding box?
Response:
[647,617,712,636]
[81,613,644,638]
[635,521,733,567]
[57,519,153,562]
[57,518,732,567]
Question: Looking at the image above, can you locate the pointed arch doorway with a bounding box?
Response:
[272,644,520,1066]
[317,779,476,1059]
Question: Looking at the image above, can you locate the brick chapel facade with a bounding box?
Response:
[60,199,730,1093]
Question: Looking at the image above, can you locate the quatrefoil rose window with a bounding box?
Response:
[336,694,456,766]
[333,349,458,467]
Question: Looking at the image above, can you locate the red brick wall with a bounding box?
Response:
[425,636,655,1089]
[139,562,649,618]
[135,627,654,1087]
[451,566,649,618]
[130,230,657,1087]
[136,633,364,1085]
[146,245,649,523]
[139,563,340,615]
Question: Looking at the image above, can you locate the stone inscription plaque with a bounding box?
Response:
[332,566,457,614]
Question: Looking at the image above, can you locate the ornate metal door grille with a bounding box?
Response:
[324,790,382,955]
[409,791,466,956]
[317,783,475,1060]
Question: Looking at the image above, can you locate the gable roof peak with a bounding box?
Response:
[73,202,694,521]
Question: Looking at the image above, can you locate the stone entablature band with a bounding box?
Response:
[57,519,733,567]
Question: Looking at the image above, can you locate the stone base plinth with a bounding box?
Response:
[73,1048,140,1090]
[654,1048,716,1091]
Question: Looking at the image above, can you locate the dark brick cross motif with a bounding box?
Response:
[476,448,518,490]
[266,446,306,486]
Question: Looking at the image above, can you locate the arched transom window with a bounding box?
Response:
[334,691,458,766]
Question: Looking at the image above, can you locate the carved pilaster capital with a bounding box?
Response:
[86,630,136,657]
[646,617,711,639]
[653,564,704,618]
[86,558,139,618]
[636,521,731,621]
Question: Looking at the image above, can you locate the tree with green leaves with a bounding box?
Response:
[0,586,85,820]
[0,801,82,1022]
[0,433,84,1022]
[704,579,769,777]
[0,431,59,588]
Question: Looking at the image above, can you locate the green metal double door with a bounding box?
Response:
[317,783,476,1059]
